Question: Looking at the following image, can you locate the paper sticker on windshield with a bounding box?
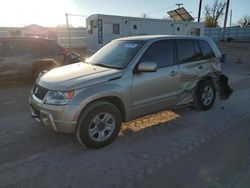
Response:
[122,43,138,48]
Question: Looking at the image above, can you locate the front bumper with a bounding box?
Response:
[29,94,77,133]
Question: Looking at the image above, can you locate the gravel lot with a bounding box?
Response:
[0,42,250,188]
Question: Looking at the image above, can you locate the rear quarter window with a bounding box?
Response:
[198,40,215,59]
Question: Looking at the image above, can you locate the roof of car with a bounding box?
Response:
[116,35,210,41]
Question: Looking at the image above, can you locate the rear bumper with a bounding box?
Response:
[29,96,77,133]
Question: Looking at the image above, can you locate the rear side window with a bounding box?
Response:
[177,40,196,64]
[140,40,175,68]
[198,40,215,59]
[177,39,206,63]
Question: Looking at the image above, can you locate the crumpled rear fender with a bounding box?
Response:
[176,73,233,106]
[217,74,233,100]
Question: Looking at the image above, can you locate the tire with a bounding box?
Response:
[76,101,122,149]
[193,79,216,111]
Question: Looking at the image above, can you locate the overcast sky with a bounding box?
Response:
[1,0,249,27]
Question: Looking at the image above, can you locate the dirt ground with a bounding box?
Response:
[218,41,250,64]
[0,42,250,188]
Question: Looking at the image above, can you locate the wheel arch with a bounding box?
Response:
[77,96,127,124]
[196,74,217,90]
[30,59,59,74]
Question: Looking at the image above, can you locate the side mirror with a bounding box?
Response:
[137,62,157,73]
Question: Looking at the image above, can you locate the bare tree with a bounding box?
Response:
[204,0,226,27]
[238,15,250,27]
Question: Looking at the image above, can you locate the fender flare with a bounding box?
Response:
[30,59,59,74]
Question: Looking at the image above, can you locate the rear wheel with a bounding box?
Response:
[76,101,122,149]
[193,79,216,110]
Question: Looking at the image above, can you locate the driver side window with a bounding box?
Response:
[140,40,175,68]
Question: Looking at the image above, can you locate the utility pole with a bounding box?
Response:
[198,0,202,22]
[176,3,183,9]
[230,9,232,27]
[66,13,72,49]
[222,0,230,40]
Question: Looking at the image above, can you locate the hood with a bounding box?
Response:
[38,63,124,91]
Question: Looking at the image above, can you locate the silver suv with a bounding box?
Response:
[30,35,232,149]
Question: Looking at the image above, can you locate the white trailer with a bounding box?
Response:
[86,14,204,53]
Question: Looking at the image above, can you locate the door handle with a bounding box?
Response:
[170,71,177,76]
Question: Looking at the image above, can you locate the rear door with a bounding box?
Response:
[131,39,181,118]
[176,39,214,96]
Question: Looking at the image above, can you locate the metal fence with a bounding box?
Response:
[57,27,87,48]
[204,27,250,41]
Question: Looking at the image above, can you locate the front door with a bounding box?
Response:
[131,39,181,118]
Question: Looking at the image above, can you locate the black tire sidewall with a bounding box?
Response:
[76,101,122,149]
[194,80,216,110]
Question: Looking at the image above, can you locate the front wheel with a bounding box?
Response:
[193,79,216,110]
[76,101,122,149]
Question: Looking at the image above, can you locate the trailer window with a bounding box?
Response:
[87,21,94,34]
[113,24,120,34]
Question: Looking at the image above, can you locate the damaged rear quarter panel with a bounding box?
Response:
[176,58,222,105]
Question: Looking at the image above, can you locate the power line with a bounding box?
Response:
[175,3,183,9]
[66,13,88,17]
[138,5,176,17]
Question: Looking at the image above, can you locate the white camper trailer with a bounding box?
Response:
[86,14,204,53]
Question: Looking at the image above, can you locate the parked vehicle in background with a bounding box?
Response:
[29,35,232,149]
[0,37,81,82]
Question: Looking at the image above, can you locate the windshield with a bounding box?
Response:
[86,40,145,69]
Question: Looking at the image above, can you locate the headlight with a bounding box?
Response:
[44,90,74,105]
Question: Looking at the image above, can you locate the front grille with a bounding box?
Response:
[33,84,48,100]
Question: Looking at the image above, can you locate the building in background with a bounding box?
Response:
[86,14,204,52]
